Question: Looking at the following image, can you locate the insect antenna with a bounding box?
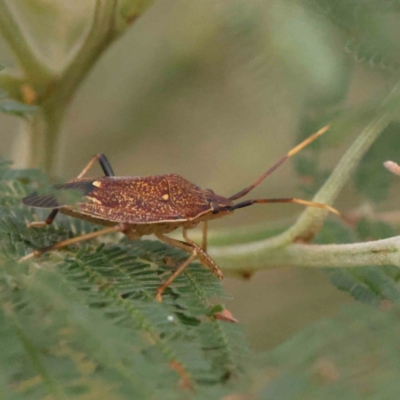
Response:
[228,124,330,201]
[227,198,340,216]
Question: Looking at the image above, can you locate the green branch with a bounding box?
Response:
[0,0,155,173]
[213,235,400,274]
[210,82,400,274]
[36,0,155,173]
[0,73,24,101]
[0,0,52,84]
[282,106,392,242]
[37,0,118,173]
[44,0,118,109]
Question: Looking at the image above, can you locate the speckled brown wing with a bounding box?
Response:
[166,174,234,216]
[76,175,211,224]
[165,174,212,218]
[22,180,95,209]
[23,174,215,224]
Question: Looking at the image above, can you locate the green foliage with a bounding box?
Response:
[0,98,38,116]
[257,304,400,399]
[292,0,400,200]
[302,0,400,74]
[0,162,250,399]
[4,161,400,398]
[0,1,155,172]
[295,101,400,201]
[298,113,400,309]
[316,219,400,307]
[354,123,400,202]
[4,2,400,399]
[0,65,37,117]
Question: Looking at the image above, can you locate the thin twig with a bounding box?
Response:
[210,82,400,273]
[0,0,52,83]
[213,235,400,274]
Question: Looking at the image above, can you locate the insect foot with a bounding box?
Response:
[156,250,198,303]
[19,224,128,263]
[20,126,339,301]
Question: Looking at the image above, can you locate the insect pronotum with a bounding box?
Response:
[21,125,339,301]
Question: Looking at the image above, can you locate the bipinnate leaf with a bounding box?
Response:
[314,218,400,308]
[354,122,400,202]
[2,158,400,398]
[0,161,250,399]
[302,0,400,74]
[256,304,400,399]
[0,99,37,116]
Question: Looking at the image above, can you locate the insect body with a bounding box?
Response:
[21,125,338,301]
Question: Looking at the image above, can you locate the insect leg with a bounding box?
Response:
[157,232,219,275]
[155,250,197,302]
[202,221,208,252]
[156,231,222,301]
[77,153,115,178]
[156,233,194,253]
[183,229,223,279]
[229,198,340,216]
[27,209,59,228]
[27,155,115,228]
[19,224,126,262]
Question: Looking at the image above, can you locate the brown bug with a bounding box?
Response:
[20,125,338,301]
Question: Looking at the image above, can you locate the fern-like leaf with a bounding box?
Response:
[0,161,250,399]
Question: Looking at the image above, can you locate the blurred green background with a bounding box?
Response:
[2,0,399,351]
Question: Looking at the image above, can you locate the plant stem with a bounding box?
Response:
[0,0,52,84]
[282,106,392,242]
[287,81,400,240]
[44,0,118,110]
[27,109,64,173]
[210,82,400,273]
[0,73,24,100]
[214,235,400,274]
[34,0,119,174]
[1,0,155,173]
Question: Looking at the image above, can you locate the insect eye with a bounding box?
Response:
[211,201,220,214]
